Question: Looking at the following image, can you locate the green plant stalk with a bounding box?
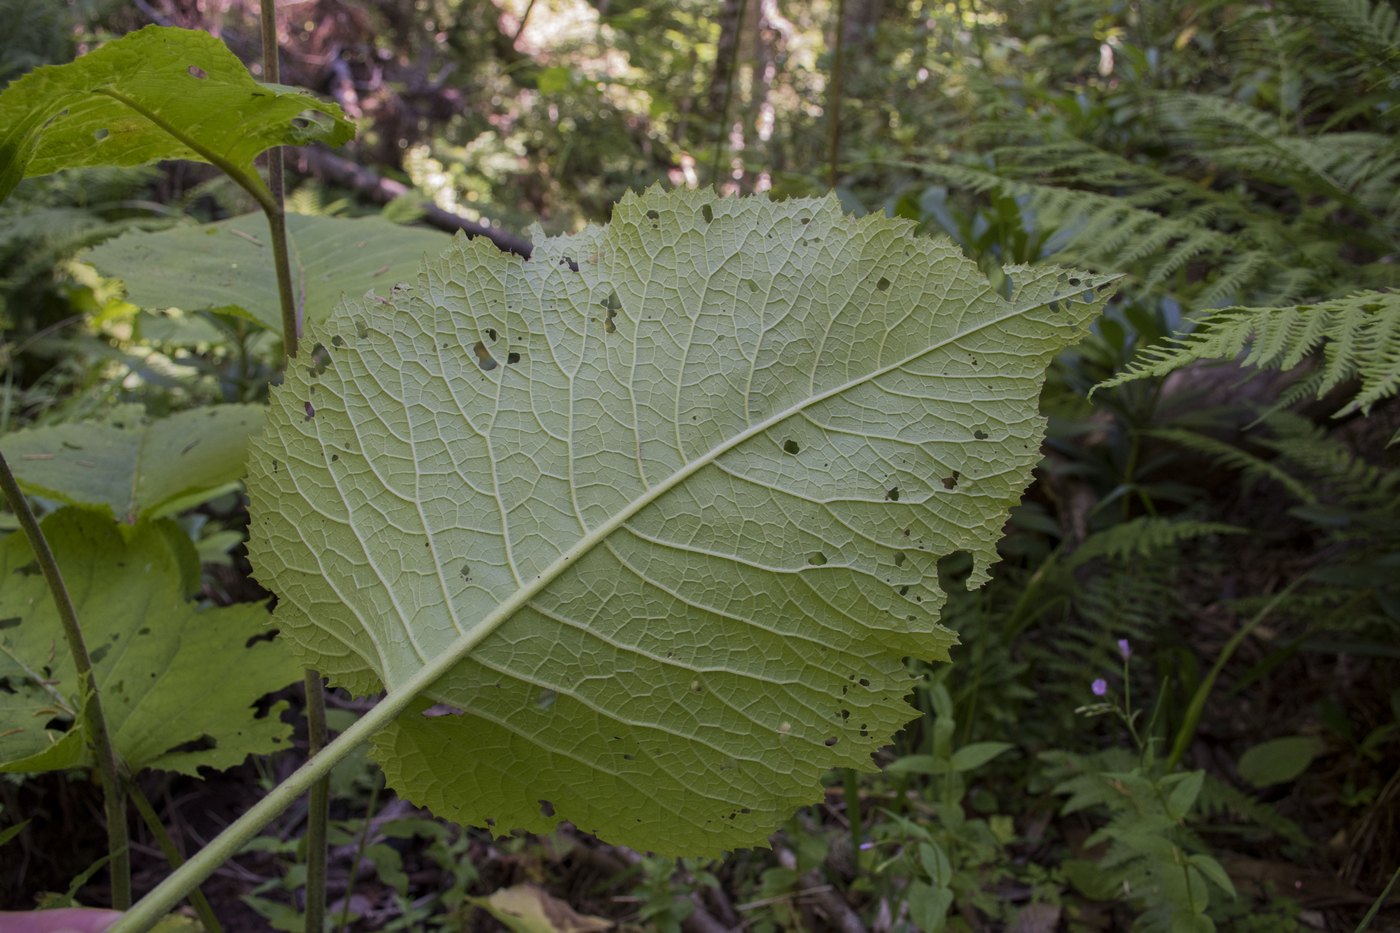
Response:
[1354,863,1400,933]
[127,782,223,933]
[108,620,499,932]
[302,670,329,933]
[1165,579,1302,771]
[336,775,382,933]
[258,3,330,929]
[0,452,131,909]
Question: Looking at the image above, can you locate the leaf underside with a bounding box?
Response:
[247,188,1112,855]
[0,25,352,203]
[87,213,451,332]
[0,509,301,776]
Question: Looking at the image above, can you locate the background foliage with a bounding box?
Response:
[1,0,1396,930]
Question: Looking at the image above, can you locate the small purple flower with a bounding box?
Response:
[1091,678,1108,696]
[1117,639,1131,660]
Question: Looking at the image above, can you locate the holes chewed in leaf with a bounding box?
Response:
[941,471,960,489]
[94,128,109,141]
[701,204,714,224]
[187,65,207,79]
[885,486,899,501]
[163,734,217,756]
[245,189,1109,858]
[602,290,622,334]
[973,429,988,440]
[473,341,498,371]
[303,401,315,421]
[539,799,556,817]
[507,351,521,365]
[877,277,890,292]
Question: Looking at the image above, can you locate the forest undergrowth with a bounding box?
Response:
[1,1,1397,931]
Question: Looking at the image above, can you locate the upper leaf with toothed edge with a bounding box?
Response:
[0,25,352,204]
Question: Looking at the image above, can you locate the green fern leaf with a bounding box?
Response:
[1099,291,1400,419]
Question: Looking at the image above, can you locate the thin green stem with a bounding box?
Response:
[1353,863,1400,933]
[303,671,329,933]
[260,5,327,930]
[0,452,130,909]
[259,0,300,357]
[127,781,223,933]
[1165,579,1303,771]
[336,774,382,933]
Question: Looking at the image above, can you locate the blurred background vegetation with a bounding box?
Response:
[1,0,1397,930]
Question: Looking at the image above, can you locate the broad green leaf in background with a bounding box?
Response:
[0,24,352,204]
[247,188,1114,855]
[0,508,301,775]
[87,213,452,332]
[1237,735,1324,788]
[0,404,263,523]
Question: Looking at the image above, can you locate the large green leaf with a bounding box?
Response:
[247,188,1114,855]
[86,213,452,332]
[0,25,352,204]
[0,404,263,523]
[0,508,301,775]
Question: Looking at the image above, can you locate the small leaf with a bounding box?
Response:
[1187,853,1237,898]
[948,741,1015,772]
[0,819,30,849]
[1237,736,1323,788]
[905,880,954,931]
[0,25,352,204]
[1165,770,1206,821]
[884,754,946,775]
[469,884,613,933]
[0,404,263,523]
[0,509,300,775]
[88,213,450,332]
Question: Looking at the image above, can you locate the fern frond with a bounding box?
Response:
[1145,428,1317,503]
[1158,93,1400,235]
[1261,412,1400,509]
[1067,518,1246,569]
[1099,291,1400,419]
[1197,774,1310,849]
[1294,0,1400,68]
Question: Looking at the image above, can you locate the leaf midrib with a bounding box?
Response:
[364,277,1088,700]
